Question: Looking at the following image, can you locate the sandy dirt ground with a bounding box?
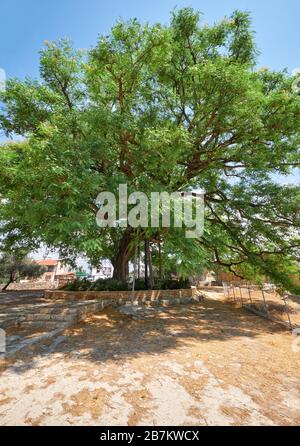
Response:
[1,292,300,426]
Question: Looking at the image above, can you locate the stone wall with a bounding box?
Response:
[2,288,202,356]
[1,281,59,291]
[44,287,198,302]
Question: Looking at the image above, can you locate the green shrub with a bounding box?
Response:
[61,279,92,291]
[132,278,147,290]
[61,277,191,292]
[90,278,129,291]
[154,278,191,290]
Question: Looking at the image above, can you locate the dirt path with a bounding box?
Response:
[1,295,300,426]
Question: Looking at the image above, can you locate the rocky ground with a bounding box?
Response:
[0,291,300,426]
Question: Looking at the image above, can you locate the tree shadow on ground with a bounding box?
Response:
[2,297,286,375]
[286,294,300,306]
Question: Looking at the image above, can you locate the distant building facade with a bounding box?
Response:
[36,259,76,284]
[89,259,113,281]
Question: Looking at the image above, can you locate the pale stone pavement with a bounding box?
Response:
[1,293,300,426]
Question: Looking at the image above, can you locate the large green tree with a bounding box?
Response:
[0,8,299,290]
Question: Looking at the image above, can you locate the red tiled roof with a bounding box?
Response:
[36,259,59,266]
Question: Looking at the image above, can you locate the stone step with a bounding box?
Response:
[4,326,67,357]
[20,320,68,330]
[28,306,76,315]
[23,313,76,322]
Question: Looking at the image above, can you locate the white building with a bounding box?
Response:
[89,259,113,281]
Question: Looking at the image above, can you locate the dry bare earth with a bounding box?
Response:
[0,291,300,426]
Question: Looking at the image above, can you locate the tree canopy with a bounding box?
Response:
[0,8,299,291]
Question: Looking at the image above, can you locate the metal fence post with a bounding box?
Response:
[232,285,236,302]
[282,295,293,331]
[222,282,229,299]
[248,284,253,305]
[261,287,269,315]
[239,286,243,307]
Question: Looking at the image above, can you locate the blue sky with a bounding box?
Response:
[1,0,300,79]
[0,0,299,183]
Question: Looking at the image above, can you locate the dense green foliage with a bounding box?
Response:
[0,8,299,291]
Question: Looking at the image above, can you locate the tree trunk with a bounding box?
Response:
[1,273,14,292]
[137,245,140,279]
[144,239,154,289]
[112,230,133,281]
[158,242,162,280]
[148,243,154,289]
[144,240,148,288]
